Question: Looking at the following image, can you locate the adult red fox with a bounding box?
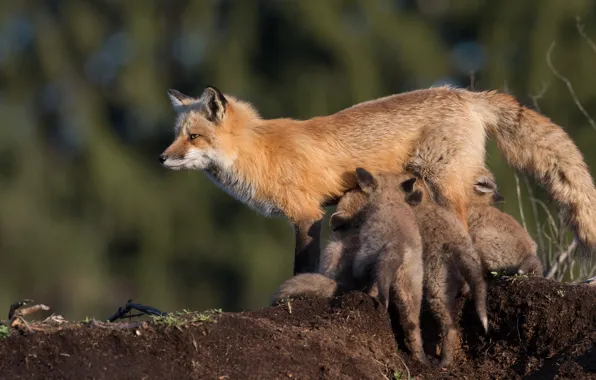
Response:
[160,85,596,274]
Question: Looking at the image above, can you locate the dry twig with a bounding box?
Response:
[529,82,550,113]
[546,240,578,280]
[523,176,544,252]
[6,299,51,335]
[514,173,528,232]
[576,17,596,54]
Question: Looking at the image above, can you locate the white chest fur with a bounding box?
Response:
[203,165,284,217]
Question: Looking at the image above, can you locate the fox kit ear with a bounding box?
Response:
[474,176,497,194]
[167,89,196,109]
[400,177,417,193]
[355,168,376,193]
[200,85,228,124]
[474,176,505,203]
[330,212,350,231]
[405,190,423,206]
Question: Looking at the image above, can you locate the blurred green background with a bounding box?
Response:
[1,0,596,320]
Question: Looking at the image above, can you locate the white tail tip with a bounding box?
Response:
[482,316,488,333]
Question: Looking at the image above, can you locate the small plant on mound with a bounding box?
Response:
[0,325,10,339]
[152,308,223,327]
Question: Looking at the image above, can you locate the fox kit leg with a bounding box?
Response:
[293,219,323,275]
[375,244,405,310]
[318,240,343,278]
[451,267,471,297]
[425,265,459,369]
[393,264,428,365]
[453,242,488,333]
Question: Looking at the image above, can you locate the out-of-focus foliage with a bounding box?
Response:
[0,0,595,319]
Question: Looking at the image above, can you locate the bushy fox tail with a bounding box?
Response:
[271,273,341,305]
[471,90,596,255]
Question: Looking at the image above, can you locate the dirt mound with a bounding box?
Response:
[0,277,595,380]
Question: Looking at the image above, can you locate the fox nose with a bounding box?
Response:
[159,154,167,164]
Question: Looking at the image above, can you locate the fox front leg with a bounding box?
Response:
[293,219,323,275]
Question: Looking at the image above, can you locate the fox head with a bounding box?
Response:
[160,86,258,171]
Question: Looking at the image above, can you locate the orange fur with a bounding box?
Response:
[161,85,596,274]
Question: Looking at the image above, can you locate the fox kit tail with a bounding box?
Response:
[271,273,341,305]
[453,244,488,333]
[472,91,596,255]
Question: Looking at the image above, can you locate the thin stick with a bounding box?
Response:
[523,176,544,252]
[531,198,558,237]
[15,304,50,318]
[514,173,528,232]
[469,71,476,91]
[546,240,577,279]
[581,275,596,285]
[546,41,596,132]
[529,82,550,113]
[396,355,411,380]
[576,17,596,54]
[569,259,576,282]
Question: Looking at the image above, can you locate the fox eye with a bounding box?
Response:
[189,133,200,140]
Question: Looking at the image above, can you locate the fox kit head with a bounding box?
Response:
[159,86,259,171]
[330,190,368,232]
[354,168,424,207]
[330,169,422,230]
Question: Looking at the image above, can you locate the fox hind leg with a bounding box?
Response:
[425,267,459,369]
[293,219,323,275]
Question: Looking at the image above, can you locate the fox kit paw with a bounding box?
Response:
[416,352,431,366]
[438,358,453,370]
[370,296,387,312]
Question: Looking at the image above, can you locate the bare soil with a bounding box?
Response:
[0,276,595,380]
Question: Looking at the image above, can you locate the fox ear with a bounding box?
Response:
[405,190,423,206]
[200,85,228,124]
[355,168,376,193]
[400,177,417,193]
[167,89,196,109]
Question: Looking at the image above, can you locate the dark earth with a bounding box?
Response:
[0,276,595,380]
